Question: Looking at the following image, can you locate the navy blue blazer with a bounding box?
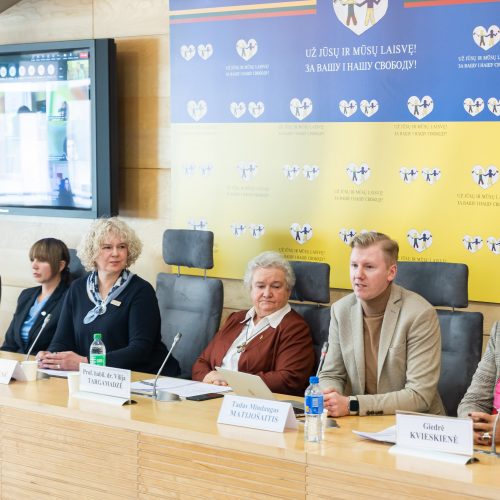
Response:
[48,275,179,376]
[1,280,69,354]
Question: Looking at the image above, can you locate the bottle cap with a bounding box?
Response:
[93,333,102,340]
[309,376,319,384]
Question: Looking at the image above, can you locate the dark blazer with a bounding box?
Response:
[1,280,69,354]
[192,309,315,396]
[48,274,179,376]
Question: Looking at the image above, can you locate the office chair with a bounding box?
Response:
[156,229,224,379]
[289,261,331,371]
[68,249,86,281]
[395,262,483,416]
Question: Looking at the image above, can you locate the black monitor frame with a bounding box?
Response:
[0,38,118,218]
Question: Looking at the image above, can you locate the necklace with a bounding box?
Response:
[236,321,269,353]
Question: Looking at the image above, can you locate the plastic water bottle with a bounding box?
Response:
[89,333,106,366]
[304,376,324,442]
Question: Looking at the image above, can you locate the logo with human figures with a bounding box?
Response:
[248,101,265,118]
[463,235,483,253]
[290,98,313,120]
[339,99,358,117]
[360,99,379,117]
[180,44,196,61]
[237,162,258,181]
[290,223,313,245]
[346,163,370,185]
[283,164,301,180]
[187,219,208,231]
[407,96,433,119]
[421,168,441,185]
[399,167,419,184]
[472,25,499,51]
[471,165,498,189]
[303,165,320,181]
[407,229,432,253]
[236,39,258,60]
[187,100,207,121]
[487,237,500,255]
[332,0,388,36]
[197,44,213,60]
[339,228,357,245]
[230,102,246,119]
[487,97,500,116]
[464,97,484,117]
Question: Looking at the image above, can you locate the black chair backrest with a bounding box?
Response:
[163,229,214,269]
[437,310,483,416]
[68,249,86,280]
[395,261,483,416]
[157,229,223,379]
[289,261,331,370]
[395,261,468,308]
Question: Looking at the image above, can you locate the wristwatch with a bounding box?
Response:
[348,396,359,415]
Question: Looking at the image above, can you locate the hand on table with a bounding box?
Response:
[36,351,88,371]
[469,412,500,445]
[202,370,228,386]
[323,388,350,417]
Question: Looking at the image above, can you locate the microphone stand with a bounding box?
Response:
[490,411,500,457]
[153,332,182,402]
[25,313,52,361]
[315,341,329,377]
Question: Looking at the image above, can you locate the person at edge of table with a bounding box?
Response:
[458,321,500,445]
[37,217,179,376]
[192,251,315,396]
[319,231,445,417]
[2,238,71,354]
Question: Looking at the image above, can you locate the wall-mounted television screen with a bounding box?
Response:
[0,38,118,218]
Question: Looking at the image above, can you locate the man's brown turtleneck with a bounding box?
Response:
[360,283,392,395]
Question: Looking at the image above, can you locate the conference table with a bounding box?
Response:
[0,353,499,499]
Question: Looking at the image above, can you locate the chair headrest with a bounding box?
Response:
[163,229,214,269]
[68,249,86,280]
[394,261,468,308]
[289,261,330,304]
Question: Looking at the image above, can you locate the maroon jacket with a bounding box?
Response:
[192,309,315,396]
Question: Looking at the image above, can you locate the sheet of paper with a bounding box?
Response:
[131,378,232,397]
[38,369,79,378]
[171,382,232,398]
[389,445,473,465]
[72,391,129,406]
[353,425,396,443]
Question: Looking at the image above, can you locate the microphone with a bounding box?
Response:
[315,341,329,377]
[25,313,52,361]
[153,332,182,401]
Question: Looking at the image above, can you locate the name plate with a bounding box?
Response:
[390,411,474,464]
[79,363,131,400]
[217,394,297,432]
[0,359,18,384]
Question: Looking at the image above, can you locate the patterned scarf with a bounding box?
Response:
[83,269,134,324]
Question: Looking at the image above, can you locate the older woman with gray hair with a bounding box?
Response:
[38,217,179,375]
[192,251,314,396]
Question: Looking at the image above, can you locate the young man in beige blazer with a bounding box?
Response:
[319,232,445,417]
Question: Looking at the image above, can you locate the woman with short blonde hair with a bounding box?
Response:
[38,218,179,376]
